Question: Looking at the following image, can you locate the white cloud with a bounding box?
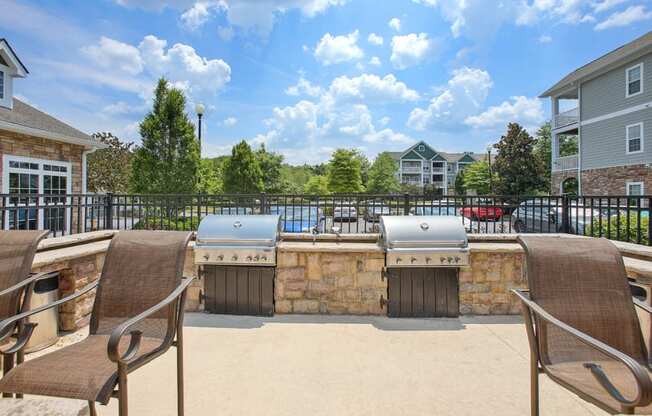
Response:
[592,0,627,13]
[379,116,391,126]
[326,73,420,103]
[407,67,493,131]
[221,116,238,126]
[180,1,226,30]
[388,17,401,32]
[314,30,364,65]
[390,33,436,70]
[81,36,144,75]
[102,101,148,115]
[595,6,652,30]
[285,77,323,97]
[363,128,414,144]
[517,0,596,26]
[465,96,545,131]
[218,25,234,41]
[538,35,552,43]
[368,33,384,46]
[369,56,382,66]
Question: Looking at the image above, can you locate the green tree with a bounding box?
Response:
[197,159,222,193]
[281,164,314,193]
[367,152,400,193]
[463,161,496,195]
[256,145,284,193]
[454,168,466,195]
[533,122,552,187]
[88,132,133,193]
[223,141,263,193]
[493,123,546,196]
[303,175,330,194]
[327,149,364,193]
[130,78,200,193]
[353,150,371,189]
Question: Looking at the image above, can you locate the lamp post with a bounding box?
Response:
[487,145,493,195]
[195,103,205,157]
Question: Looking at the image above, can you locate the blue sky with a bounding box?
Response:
[1,0,651,164]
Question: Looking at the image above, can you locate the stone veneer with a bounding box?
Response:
[552,164,652,196]
[275,246,387,315]
[0,130,85,193]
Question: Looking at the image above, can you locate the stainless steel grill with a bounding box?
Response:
[379,216,470,267]
[195,215,282,266]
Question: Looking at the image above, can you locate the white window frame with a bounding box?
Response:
[626,122,644,155]
[2,155,72,233]
[626,181,645,196]
[0,62,9,108]
[626,62,644,98]
[418,144,425,152]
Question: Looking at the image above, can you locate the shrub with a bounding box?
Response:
[589,213,649,245]
[134,216,200,231]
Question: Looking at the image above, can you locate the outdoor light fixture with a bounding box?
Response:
[196,103,205,157]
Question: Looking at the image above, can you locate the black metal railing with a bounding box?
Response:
[0,193,650,246]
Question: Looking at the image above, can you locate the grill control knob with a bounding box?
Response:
[232,255,238,261]
[411,257,418,264]
[254,255,260,261]
[217,254,224,261]
[454,256,461,263]
[203,254,209,261]
[425,257,432,264]
[246,256,253,262]
[261,256,268,261]
[440,257,446,263]
[447,257,453,264]
[396,257,403,264]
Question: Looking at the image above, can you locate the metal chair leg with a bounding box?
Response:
[15,351,24,399]
[118,364,128,416]
[2,354,14,398]
[88,401,97,416]
[531,357,539,416]
[177,331,185,416]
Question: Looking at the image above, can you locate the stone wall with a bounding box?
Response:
[581,164,652,196]
[459,248,525,315]
[275,248,387,315]
[551,170,579,195]
[0,130,85,193]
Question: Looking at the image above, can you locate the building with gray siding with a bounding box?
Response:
[389,141,484,195]
[541,31,652,196]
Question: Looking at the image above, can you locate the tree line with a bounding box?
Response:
[89,78,572,196]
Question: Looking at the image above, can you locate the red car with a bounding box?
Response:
[460,206,504,221]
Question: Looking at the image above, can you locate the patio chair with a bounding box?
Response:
[0,230,49,386]
[0,230,194,416]
[513,236,652,415]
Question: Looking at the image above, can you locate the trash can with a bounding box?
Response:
[25,272,59,353]
[631,279,651,361]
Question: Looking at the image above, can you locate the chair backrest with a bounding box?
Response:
[0,230,48,322]
[518,236,646,365]
[90,230,192,340]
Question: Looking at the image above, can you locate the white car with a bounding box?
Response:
[333,206,358,222]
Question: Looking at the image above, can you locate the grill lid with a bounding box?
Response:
[380,216,468,249]
[196,215,282,247]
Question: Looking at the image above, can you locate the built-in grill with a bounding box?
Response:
[379,216,469,317]
[195,215,282,316]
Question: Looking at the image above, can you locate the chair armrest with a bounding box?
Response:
[0,280,99,348]
[633,297,652,315]
[0,272,57,298]
[107,277,194,365]
[512,289,652,408]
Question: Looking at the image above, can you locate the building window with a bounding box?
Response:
[433,161,444,168]
[3,156,72,234]
[0,69,4,100]
[626,63,643,98]
[627,182,644,196]
[626,122,643,154]
[418,145,425,152]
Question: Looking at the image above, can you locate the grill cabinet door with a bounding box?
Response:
[203,265,274,316]
[386,267,459,318]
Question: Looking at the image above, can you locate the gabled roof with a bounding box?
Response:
[0,98,105,148]
[0,39,29,77]
[397,141,484,163]
[540,30,652,98]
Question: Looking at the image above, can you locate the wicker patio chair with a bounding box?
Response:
[0,230,194,416]
[513,236,652,415]
[0,230,49,387]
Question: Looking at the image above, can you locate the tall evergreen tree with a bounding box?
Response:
[256,145,284,193]
[327,149,364,193]
[367,152,400,193]
[130,79,200,193]
[493,123,546,196]
[88,132,133,193]
[223,141,264,193]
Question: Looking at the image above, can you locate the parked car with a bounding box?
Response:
[364,205,392,222]
[410,204,458,216]
[333,206,358,222]
[269,206,326,233]
[460,204,504,221]
[510,199,600,234]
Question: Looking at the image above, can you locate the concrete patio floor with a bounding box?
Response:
[6,314,613,416]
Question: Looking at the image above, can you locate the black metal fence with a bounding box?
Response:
[0,193,650,245]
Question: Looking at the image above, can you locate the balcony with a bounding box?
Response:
[401,166,421,174]
[554,107,579,130]
[552,154,579,172]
